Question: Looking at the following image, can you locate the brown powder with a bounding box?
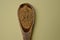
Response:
[18,4,34,29]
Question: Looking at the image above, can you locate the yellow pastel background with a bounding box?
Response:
[0,0,60,40]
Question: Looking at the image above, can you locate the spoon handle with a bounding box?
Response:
[22,26,32,40]
[22,30,31,40]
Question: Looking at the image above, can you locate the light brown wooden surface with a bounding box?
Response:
[0,0,60,40]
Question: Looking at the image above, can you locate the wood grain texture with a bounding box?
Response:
[18,3,35,40]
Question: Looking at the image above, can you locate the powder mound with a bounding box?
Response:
[19,5,34,29]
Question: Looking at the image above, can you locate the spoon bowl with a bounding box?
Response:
[18,3,35,40]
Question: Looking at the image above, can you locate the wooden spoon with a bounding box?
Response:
[18,3,35,40]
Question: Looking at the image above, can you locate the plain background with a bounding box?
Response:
[0,0,60,40]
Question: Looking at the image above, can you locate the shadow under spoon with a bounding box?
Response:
[18,3,35,40]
